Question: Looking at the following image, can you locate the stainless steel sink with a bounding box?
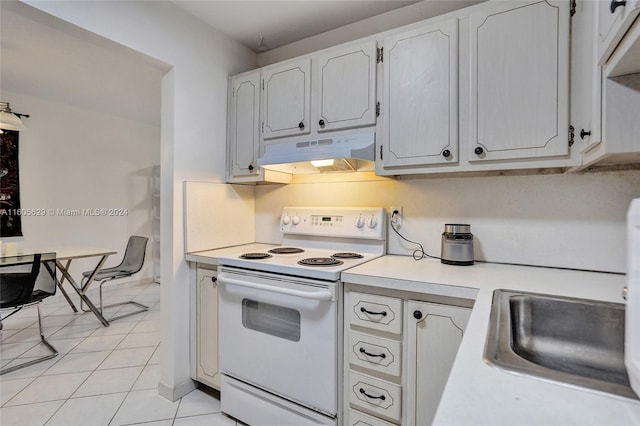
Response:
[484,289,638,399]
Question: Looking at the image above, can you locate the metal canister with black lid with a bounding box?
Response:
[440,224,474,266]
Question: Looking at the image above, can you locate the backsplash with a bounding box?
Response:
[254,169,640,273]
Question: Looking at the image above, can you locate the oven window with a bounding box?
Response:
[241,299,301,342]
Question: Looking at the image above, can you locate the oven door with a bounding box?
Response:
[218,266,338,416]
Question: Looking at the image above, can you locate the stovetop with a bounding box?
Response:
[218,245,382,281]
[217,207,387,281]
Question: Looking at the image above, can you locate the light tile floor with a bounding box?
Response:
[0,281,236,426]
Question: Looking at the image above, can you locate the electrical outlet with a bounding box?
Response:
[390,206,403,228]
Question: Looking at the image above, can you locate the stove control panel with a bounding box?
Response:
[280,207,386,240]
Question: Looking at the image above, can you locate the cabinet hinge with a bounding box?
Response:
[376,102,381,117]
[262,79,264,90]
[261,122,264,133]
[376,47,384,63]
[232,88,235,97]
[570,0,576,17]
[568,125,575,147]
[380,145,383,160]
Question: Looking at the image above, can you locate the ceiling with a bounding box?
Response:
[170,1,420,52]
[0,1,470,127]
[0,2,167,126]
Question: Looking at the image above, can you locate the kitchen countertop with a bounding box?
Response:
[341,255,640,425]
[185,243,277,265]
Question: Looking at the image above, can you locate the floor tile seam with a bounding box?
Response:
[115,344,160,351]
[72,333,128,350]
[40,391,127,426]
[93,339,155,372]
[33,331,93,377]
[67,362,148,400]
[0,340,41,364]
[69,388,136,400]
[2,393,78,408]
[106,388,176,426]
[67,337,133,396]
[41,353,112,374]
[0,375,37,408]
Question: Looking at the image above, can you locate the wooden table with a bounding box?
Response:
[52,248,117,327]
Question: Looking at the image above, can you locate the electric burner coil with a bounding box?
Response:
[332,252,364,259]
[268,247,305,254]
[239,252,272,260]
[298,257,344,267]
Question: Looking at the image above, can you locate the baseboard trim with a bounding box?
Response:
[158,378,196,402]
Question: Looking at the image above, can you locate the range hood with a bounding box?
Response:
[257,132,375,173]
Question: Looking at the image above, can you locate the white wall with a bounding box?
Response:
[257,0,483,66]
[255,170,640,274]
[2,90,159,280]
[23,0,256,401]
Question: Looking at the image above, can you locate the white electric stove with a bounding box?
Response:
[217,207,386,426]
[217,206,386,281]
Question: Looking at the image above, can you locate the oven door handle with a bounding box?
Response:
[219,274,334,301]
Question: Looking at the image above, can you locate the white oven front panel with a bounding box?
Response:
[218,267,338,416]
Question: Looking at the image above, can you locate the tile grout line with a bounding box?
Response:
[1,282,161,425]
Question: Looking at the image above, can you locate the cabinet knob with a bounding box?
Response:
[442,149,451,158]
[248,164,254,171]
[580,129,592,139]
[211,276,217,283]
[474,146,484,156]
[413,310,423,320]
[318,119,325,128]
[610,0,626,13]
[298,121,305,130]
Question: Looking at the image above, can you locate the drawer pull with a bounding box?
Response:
[359,388,386,401]
[359,347,386,359]
[360,307,387,317]
[610,0,627,13]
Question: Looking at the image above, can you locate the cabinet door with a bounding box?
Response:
[468,1,570,162]
[196,267,220,389]
[228,72,261,180]
[316,40,377,132]
[406,301,470,426]
[262,58,311,140]
[379,19,458,168]
[598,0,640,64]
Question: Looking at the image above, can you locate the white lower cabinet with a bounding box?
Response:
[195,265,220,389]
[345,286,472,426]
[406,301,470,426]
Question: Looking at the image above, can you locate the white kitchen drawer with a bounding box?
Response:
[349,371,402,423]
[348,409,397,426]
[349,331,401,378]
[349,292,402,334]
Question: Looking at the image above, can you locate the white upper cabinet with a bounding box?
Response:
[228,71,261,180]
[262,58,311,140]
[467,0,570,163]
[378,19,458,172]
[315,40,377,132]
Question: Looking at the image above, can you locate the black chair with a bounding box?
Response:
[0,253,58,375]
[81,236,149,323]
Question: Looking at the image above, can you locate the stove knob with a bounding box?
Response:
[367,217,377,229]
[292,215,300,225]
[355,216,365,228]
[282,215,291,225]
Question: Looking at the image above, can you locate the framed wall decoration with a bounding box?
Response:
[0,130,23,237]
